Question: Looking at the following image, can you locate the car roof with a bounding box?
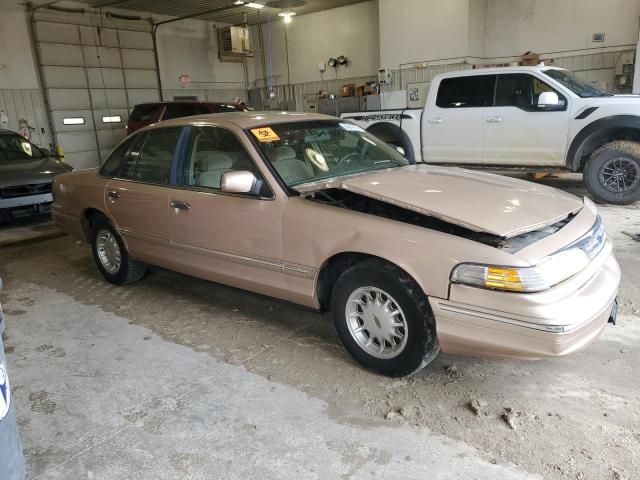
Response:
[137,111,338,132]
[437,65,566,78]
[133,101,239,107]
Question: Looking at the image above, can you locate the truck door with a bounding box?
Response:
[423,75,495,164]
[483,73,570,167]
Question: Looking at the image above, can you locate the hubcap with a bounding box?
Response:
[599,157,640,193]
[96,229,121,274]
[345,287,408,359]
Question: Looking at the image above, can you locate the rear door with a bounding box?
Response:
[104,126,183,265]
[423,75,495,164]
[482,73,571,166]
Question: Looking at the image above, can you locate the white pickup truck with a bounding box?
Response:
[341,65,640,204]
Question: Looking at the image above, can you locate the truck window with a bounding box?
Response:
[436,75,495,108]
[495,74,566,111]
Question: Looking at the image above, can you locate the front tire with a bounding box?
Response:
[331,259,439,377]
[91,217,146,285]
[584,140,640,205]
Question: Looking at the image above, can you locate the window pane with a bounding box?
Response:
[184,127,264,192]
[121,128,181,184]
[163,104,196,120]
[100,135,138,176]
[130,104,161,122]
[495,74,563,110]
[436,75,495,108]
[495,74,534,109]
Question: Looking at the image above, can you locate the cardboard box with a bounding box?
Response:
[355,85,365,97]
[340,84,355,97]
[520,51,540,66]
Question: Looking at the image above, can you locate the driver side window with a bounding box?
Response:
[182,127,269,196]
[495,74,566,111]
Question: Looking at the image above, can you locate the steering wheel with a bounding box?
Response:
[337,152,360,167]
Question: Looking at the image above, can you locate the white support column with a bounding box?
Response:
[633,20,640,94]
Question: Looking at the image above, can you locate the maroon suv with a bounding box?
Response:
[126,101,249,135]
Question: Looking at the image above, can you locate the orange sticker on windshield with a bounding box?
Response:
[251,127,280,142]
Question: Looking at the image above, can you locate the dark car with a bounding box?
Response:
[126,101,250,135]
[0,129,72,223]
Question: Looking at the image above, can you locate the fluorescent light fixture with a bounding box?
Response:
[233,0,245,4]
[102,115,122,123]
[63,117,84,125]
[246,2,264,8]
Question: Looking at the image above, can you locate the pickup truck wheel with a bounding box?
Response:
[331,259,439,377]
[91,217,146,285]
[584,140,640,204]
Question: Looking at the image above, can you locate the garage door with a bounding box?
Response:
[34,20,160,169]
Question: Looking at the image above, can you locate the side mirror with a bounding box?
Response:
[538,91,561,109]
[221,170,257,194]
[41,148,52,157]
[395,146,406,156]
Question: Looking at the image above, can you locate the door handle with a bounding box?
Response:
[486,116,503,123]
[170,200,191,210]
[107,190,120,200]
[428,118,443,124]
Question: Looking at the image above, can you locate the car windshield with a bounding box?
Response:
[0,133,46,161]
[543,69,613,98]
[250,120,410,187]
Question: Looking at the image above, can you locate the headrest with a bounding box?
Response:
[273,146,297,162]
[198,153,234,171]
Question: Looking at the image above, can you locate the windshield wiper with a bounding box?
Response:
[373,159,405,167]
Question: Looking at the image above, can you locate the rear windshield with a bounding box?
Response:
[130,104,162,122]
[0,133,46,161]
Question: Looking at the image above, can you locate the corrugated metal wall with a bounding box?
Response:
[0,89,52,148]
[248,49,635,112]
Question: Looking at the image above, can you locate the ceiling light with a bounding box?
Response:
[278,11,296,22]
[234,0,245,4]
[246,2,264,8]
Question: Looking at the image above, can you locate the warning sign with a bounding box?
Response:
[251,127,280,142]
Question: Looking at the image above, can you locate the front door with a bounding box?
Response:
[104,126,183,266]
[168,125,288,299]
[482,73,571,166]
[423,74,495,164]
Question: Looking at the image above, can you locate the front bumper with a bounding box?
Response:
[430,246,620,359]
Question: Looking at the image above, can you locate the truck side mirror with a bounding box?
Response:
[538,91,561,110]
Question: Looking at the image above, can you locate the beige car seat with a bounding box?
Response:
[272,146,313,183]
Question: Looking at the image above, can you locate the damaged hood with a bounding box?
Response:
[294,165,583,238]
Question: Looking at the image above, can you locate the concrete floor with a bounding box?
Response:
[0,175,638,479]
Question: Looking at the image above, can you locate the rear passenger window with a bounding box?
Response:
[99,134,140,177]
[130,104,162,122]
[120,127,182,184]
[163,104,195,120]
[436,75,495,108]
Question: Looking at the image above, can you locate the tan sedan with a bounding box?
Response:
[52,112,620,376]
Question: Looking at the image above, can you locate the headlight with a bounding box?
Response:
[451,217,606,293]
[451,264,548,292]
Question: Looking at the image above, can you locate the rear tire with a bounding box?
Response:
[331,259,439,377]
[91,217,146,285]
[584,140,640,205]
